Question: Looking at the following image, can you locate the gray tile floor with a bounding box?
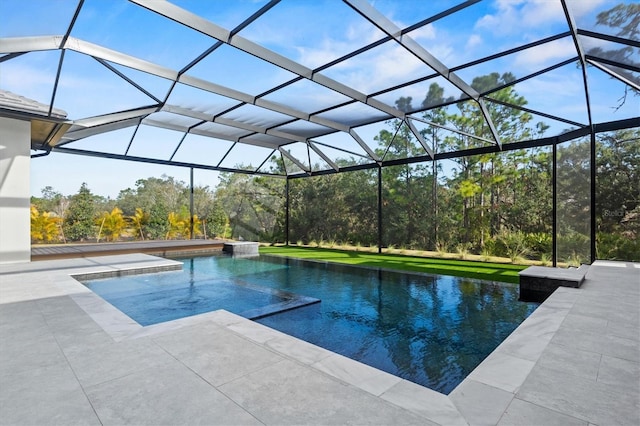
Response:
[1,255,638,425]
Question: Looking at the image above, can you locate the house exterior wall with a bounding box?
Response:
[0,116,31,263]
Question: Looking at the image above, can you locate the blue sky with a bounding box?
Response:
[0,0,636,198]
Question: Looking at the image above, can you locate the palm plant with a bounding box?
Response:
[30,206,61,243]
[130,208,148,240]
[96,207,126,242]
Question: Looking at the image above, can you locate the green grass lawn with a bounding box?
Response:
[259,246,525,283]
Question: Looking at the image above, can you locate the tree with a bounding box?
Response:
[215,168,285,242]
[421,83,454,248]
[589,3,640,109]
[166,206,202,240]
[129,208,148,240]
[117,175,188,239]
[96,207,127,242]
[374,97,433,248]
[439,72,549,249]
[596,128,640,260]
[205,200,229,238]
[63,183,97,242]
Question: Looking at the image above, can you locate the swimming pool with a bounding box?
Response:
[83,254,538,394]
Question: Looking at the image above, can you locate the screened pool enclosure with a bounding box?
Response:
[1,0,638,264]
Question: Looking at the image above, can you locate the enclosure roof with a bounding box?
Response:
[1,0,638,177]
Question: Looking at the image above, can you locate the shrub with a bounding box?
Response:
[597,232,640,262]
[557,231,589,264]
[524,233,552,257]
[498,229,531,263]
[539,253,552,266]
[456,243,471,260]
[30,206,61,243]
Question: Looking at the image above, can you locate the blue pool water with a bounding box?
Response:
[84,254,538,394]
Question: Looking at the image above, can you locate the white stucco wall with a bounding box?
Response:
[0,117,31,263]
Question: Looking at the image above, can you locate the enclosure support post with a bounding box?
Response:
[285,178,290,246]
[190,167,194,240]
[590,128,596,264]
[377,165,382,254]
[552,142,557,267]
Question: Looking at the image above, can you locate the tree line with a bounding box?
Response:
[30,176,229,244]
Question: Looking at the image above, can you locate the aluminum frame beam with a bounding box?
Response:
[344,0,502,148]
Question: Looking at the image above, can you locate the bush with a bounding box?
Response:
[597,232,640,262]
[524,233,552,258]
[557,231,590,264]
[497,229,531,262]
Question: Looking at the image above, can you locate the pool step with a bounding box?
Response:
[519,264,588,302]
[223,241,259,256]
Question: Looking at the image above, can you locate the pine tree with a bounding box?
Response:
[63,183,97,242]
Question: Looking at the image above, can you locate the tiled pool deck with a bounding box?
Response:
[1,254,638,425]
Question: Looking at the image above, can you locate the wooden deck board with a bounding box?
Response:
[31,240,225,261]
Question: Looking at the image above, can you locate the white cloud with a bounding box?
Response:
[298,23,381,69]
[409,25,436,42]
[475,0,522,35]
[474,0,607,36]
[565,0,609,19]
[519,0,564,27]
[514,38,576,69]
[475,0,554,35]
[0,63,55,105]
[466,34,483,50]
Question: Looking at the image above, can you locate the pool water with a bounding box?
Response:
[83,254,538,394]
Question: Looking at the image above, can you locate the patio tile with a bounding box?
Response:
[85,359,260,426]
[541,288,579,311]
[0,300,42,324]
[69,291,142,340]
[568,302,611,322]
[607,319,640,341]
[551,327,640,363]
[0,362,100,425]
[206,309,248,326]
[380,379,467,426]
[597,355,640,392]
[0,304,49,342]
[312,352,402,396]
[467,352,535,393]
[226,315,292,344]
[264,333,333,365]
[1,254,638,425]
[535,342,601,381]
[63,336,176,387]
[153,321,284,386]
[497,398,587,425]
[575,298,640,325]
[560,312,608,334]
[509,305,567,339]
[516,363,640,425]
[0,327,67,375]
[449,379,515,426]
[495,332,552,362]
[219,359,429,425]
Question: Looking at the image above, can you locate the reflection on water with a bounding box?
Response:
[251,256,538,394]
